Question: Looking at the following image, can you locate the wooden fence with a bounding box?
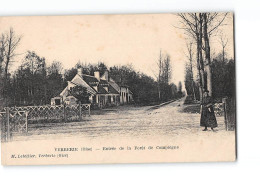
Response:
[214,98,236,131]
[1,103,91,142]
[222,98,236,131]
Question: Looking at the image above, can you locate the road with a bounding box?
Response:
[13,98,229,141]
[4,98,236,164]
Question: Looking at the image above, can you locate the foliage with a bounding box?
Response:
[3,51,64,106]
[68,85,91,104]
[211,55,235,101]
[184,63,200,101]
[184,54,235,102]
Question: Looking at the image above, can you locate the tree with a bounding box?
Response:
[46,61,64,103]
[177,13,205,101]
[0,28,21,107]
[21,51,47,105]
[47,61,63,75]
[211,55,235,100]
[177,12,228,100]
[178,81,182,93]
[69,85,91,104]
[202,13,228,97]
[219,32,228,63]
[185,41,196,100]
[154,50,172,101]
[0,28,22,81]
[156,50,163,100]
[162,54,172,84]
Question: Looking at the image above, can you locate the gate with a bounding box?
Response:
[222,98,236,131]
[1,108,28,142]
[213,98,236,131]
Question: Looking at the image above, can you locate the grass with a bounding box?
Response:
[181,104,201,114]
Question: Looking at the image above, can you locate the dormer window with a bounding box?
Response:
[93,86,98,91]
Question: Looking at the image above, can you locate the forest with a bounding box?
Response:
[0,28,183,108]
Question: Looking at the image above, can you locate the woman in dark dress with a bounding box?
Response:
[200,90,218,131]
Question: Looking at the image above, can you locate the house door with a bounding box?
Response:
[108,96,111,103]
[93,95,96,104]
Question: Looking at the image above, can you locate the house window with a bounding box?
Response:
[55,99,61,105]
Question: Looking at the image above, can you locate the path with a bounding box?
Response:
[13,98,230,141]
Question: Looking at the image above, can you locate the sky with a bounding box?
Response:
[0,13,234,85]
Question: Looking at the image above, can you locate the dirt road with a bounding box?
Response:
[3,98,236,164]
[13,98,229,141]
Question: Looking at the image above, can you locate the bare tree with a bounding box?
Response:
[1,28,22,80]
[176,12,228,99]
[0,35,7,76]
[202,13,228,96]
[154,50,172,101]
[163,54,171,85]
[176,13,205,101]
[156,49,163,100]
[47,61,63,75]
[219,32,228,62]
[186,41,196,100]
[0,28,21,106]
[203,13,213,97]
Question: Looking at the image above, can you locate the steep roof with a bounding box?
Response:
[72,73,124,95]
[81,75,99,85]
[97,84,108,94]
[108,85,119,94]
[99,79,109,85]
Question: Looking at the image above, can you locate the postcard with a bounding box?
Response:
[0,12,236,165]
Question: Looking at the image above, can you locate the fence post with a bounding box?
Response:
[79,102,82,121]
[88,104,90,117]
[222,98,228,131]
[25,111,28,133]
[63,104,67,122]
[6,107,11,141]
[0,113,7,142]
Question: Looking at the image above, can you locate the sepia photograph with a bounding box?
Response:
[0,12,236,165]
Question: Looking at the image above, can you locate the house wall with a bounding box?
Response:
[120,87,127,104]
[71,74,96,95]
[120,87,133,104]
[129,93,133,103]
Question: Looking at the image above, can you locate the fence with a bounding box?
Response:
[222,98,236,131]
[0,109,28,142]
[214,103,225,117]
[1,103,91,142]
[214,98,236,131]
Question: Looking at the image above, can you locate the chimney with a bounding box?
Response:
[77,67,83,76]
[94,71,100,80]
[104,70,109,80]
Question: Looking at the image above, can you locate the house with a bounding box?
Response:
[52,68,133,108]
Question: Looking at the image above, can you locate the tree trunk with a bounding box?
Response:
[195,13,205,102]
[157,50,162,101]
[188,43,196,101]
[203,13,213,97]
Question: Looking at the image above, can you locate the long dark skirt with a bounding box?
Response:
[200,106,218,128]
